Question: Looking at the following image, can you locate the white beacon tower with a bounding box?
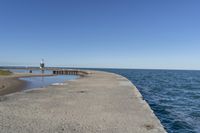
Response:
[40,59,45,69]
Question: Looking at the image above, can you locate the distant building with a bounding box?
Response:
[40,59,45,69]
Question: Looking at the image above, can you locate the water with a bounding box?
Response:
[9,69,52,74]
[94,69,200,133]
[9,69,79,90]
[8,68,200,132]
[20,75,78,90]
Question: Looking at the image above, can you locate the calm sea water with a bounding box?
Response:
[8,68,200,132]
[95,69,200,133]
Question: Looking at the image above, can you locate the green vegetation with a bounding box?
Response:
[0,70,12,76]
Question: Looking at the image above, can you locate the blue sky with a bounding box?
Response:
[0,0,200,69]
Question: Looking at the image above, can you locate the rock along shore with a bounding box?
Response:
[0,70,166,133]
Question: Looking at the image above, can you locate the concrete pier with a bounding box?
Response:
[53,70,88,76]
[0,70,166,133]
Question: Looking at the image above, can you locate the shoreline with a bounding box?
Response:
[0,70,166,132]
[0,70,87,96]
[0,77,26,96]
[0,73,56,96]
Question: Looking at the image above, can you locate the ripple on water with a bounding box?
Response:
[98,69,200,133]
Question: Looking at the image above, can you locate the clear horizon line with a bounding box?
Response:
[1,65,200,71]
